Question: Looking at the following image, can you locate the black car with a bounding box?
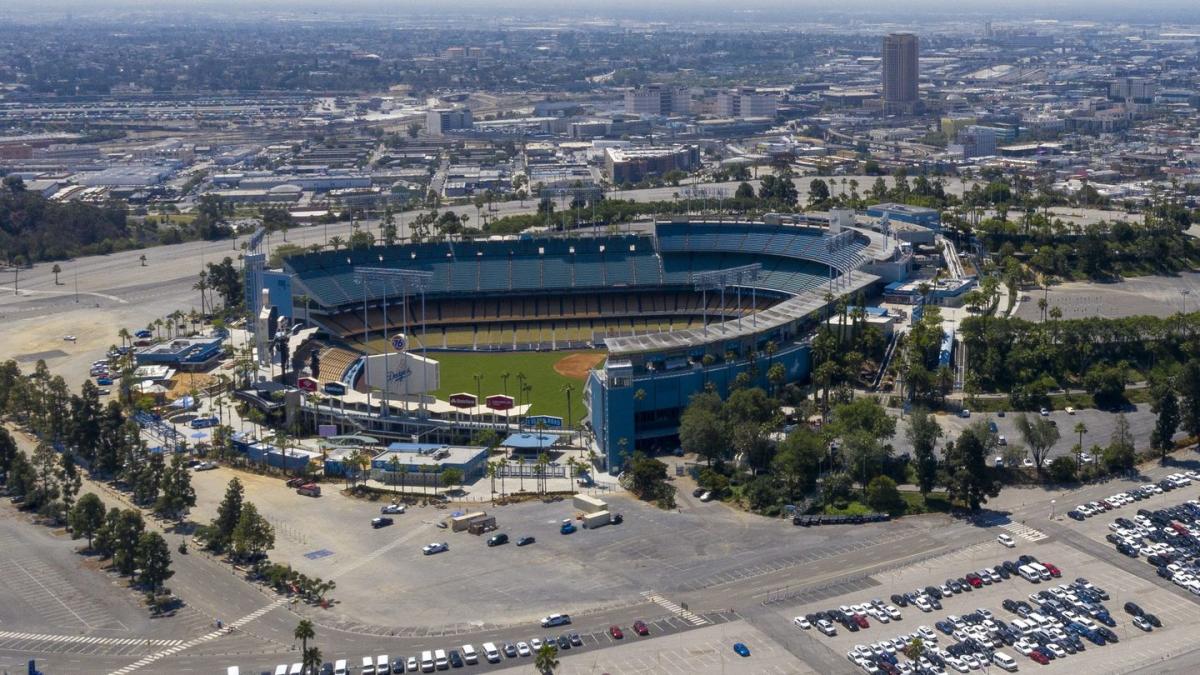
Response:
[516,536,536,546]
[1003,560,1020,574]
[569,633,583,646]
[1144,613,1162,628]
[611,513,623,524]
[390,658,405,674]
[557,635,571,650]
[320,664,334,675]
[1002,598,1018,613]
[1124,601,1144,616]
[891,593,908,607]
[448,650,463,668]
[1068,510,1085,521]
[928,597,942,610]
[1098,626,1119,643]
[487,533,509,547]
[925,585,943,599]
[692,487,706,498]
[503,643,518,658]
[995,565,1011,580]
[372,516,394,529]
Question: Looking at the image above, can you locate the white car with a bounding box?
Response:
[422,542,448,555]
[885,605,902,620]
[997,533,1015,548]
[793,616,812,629]
[1040,408,1050,416]
[406,657,418,672]
[516,642,531,657]
[1045,644,1065,658]
[1066,406,1075,415]
[817,619,838,636]
[380,503,405,514]
[529,638,543,651]
[63,335,77,342]
[914,597,932,612]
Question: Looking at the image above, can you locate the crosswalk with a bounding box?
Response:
[1002,522,1049,542]
[642,591,709,626]
[0,631,182,647]
[107,599,286,675]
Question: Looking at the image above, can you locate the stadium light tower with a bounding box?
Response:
[355,266,434,418]
[691,263,762,335]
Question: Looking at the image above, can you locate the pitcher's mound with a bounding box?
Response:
[554,353,605,379]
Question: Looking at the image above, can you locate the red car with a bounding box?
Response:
[965,574,983,588]
[1044,562,1062,578]
[854,614,869,629]
[1029,649,1050,665]
[632,620,649,636]
[609,625,624,639]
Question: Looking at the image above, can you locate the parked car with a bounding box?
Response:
[733,643,751,657]
[608,625,624,639]
[380,503,405,514]
[487,533,509,547]
[371,517,393,529]
[516,536,536,546]
[632,620,649,636]
[422,542,448,555]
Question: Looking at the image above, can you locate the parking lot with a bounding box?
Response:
[764,502,1200,675]
[187,466,937,632]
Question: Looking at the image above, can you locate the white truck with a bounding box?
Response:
[582,511,611,529]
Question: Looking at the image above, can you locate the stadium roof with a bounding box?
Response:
[604,272,877,356]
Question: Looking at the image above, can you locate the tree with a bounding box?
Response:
[830,397,896,442]
[294,619,315,656]
[734,181,755,200]
[1014,414,1059,477]
[57,452,82,523]
[51,263,61,285]
[941,423,1001,511]
[155,453,196,521]
[534,642,559,674]
[209,477,244,551]
[1151,384,1180,463]
[112,509,146,576]
[231,502,275,561]
[302,647,323,674]
[1178,359,1200,440]
[678,391,729,465]
[441,467,464,493]
[1047,456,1077,483]
[69,492,106,549]
[1103,413,1136,473]
[808,178,831,207]
[772,428,824,500]
[865,475,904,514]
[619,452,673,506]
[135,531,174,591]
[906,407,943,499]
[902,638,925,662]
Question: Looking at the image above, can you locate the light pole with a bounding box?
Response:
[1049,499,1056,520]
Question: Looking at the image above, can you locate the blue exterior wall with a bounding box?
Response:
[867,204,941,229]
[262,270,295,321]
[591,342,812,474]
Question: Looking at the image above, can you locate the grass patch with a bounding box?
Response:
[420,350,598,422]
[822,490,951,517]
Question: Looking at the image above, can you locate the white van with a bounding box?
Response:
[1029,563,1051,581]
[376,655,389,673]
[274,666,289,675]
[420,650,435,673]
[992,651,1018,672]
[333,660,348,675]
[481,642,501,663]
[1010,618,1031,634]
[434,649,449,670]
[461,644,478,665]
[288,665,303,675]
[1018,565,1039,582]
[227,668,241,675]
[362,656,376,674]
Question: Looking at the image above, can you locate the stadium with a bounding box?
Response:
[258,213,910,473]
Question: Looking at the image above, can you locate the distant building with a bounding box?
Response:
[426,107,474,136]
[624,85,690,117]
[882,33,920,114]
[715,87,777,119]
[957,125,997,159]
[604,145,700,184]
[1110,77,1156,104]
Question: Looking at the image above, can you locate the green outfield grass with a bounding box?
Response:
[422,350,601,423]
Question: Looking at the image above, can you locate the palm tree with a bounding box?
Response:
[117,327,131,350]
[561,384,575,444]
[51,263,61,285]
[293,619,315,656]
[534,642,559,674]
[139,254,147,267]
[388,456,401,495]
[302,646,322,674]
[473,372,484,405]
[565,457,578,495]
[516,455,526,492]
[420,464,435,496]
[486,461,498,502]
[194,270,208,315]
[535,451,550,495]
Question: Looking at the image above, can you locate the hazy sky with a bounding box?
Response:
[6,0,1200,22]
